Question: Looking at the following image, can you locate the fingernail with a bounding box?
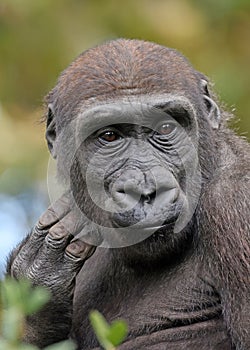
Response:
[49,224,68,239]
[39,210,58,228]
[66,241,95,258]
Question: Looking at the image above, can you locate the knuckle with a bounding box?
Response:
[33,225,48,239]
[45,223,72,250]
[45,233,68,249]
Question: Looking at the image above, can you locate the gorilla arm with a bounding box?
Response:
[6,194,95,348]
[199,163,250,349]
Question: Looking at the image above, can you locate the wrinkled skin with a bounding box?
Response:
[6,39,250,350]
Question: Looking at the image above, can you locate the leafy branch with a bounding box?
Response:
[0,278,128,350]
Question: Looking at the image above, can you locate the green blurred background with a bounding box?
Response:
[0,0,250,274]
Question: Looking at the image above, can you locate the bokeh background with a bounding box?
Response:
[0,0,250,276]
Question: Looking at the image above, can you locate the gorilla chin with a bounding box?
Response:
[110,201,191,266]
[112,221,194,268]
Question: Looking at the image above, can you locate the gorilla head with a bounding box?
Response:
[45,39,220,262]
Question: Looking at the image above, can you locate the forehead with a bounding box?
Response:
[57,53,199,101]
[78,94,195,119]
[48,40,204,128]
[70,94,196,136]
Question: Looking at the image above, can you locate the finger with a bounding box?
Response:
[38,193,72,229]
[45,223,72,250]
[74,225,103,246]
[49,207,84,238]
[8,233,34,278]
[44,208,85,251]
[22,193,73,251]
[65,240,96,263]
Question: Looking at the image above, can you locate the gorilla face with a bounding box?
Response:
[54,95,201,250]
[45,39,221,258]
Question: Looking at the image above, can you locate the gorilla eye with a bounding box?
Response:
[157,122,176,135]
[99,130,120,142]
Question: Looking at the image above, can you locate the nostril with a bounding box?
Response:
[116,187,157,204]
[115,187,140,201]
[141,191,156,204]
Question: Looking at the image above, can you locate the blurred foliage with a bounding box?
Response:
[0,278,75,350]
[0,0,250,193]
[0,278,127,350]
[89,310,128,350]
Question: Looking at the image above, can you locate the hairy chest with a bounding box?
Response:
[71,256,228,349]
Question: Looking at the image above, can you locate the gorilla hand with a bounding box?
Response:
[6,194,95,347]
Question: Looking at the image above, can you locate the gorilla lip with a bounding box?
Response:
[112,215,177,233]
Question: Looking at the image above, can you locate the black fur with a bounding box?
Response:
[7,39,250,349]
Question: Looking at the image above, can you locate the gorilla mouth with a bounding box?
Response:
[112,210,179,232]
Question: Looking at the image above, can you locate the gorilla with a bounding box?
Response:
[6,39,250,350]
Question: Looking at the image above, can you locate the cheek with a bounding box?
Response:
[161,133,198,169]
[67,158,112,227]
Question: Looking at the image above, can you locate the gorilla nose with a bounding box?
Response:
[112,178,177,210]
[116,186,157,205]
[110,168,179,212]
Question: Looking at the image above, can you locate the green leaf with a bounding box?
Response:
[15,344,39,350]
[0,338,39,350]
[1,278,50,316]
[0,338,10,350]
[89,310,128,350]
[0,278,51,345]
[1,308,24,342]
[89,310,114,350]
[106,320,128,347]
[44,340,76,350]
[24,287,50,315]
[1,278,23,308]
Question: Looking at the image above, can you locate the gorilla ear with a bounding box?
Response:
[46,104,57,158]
[201,79,221,129]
